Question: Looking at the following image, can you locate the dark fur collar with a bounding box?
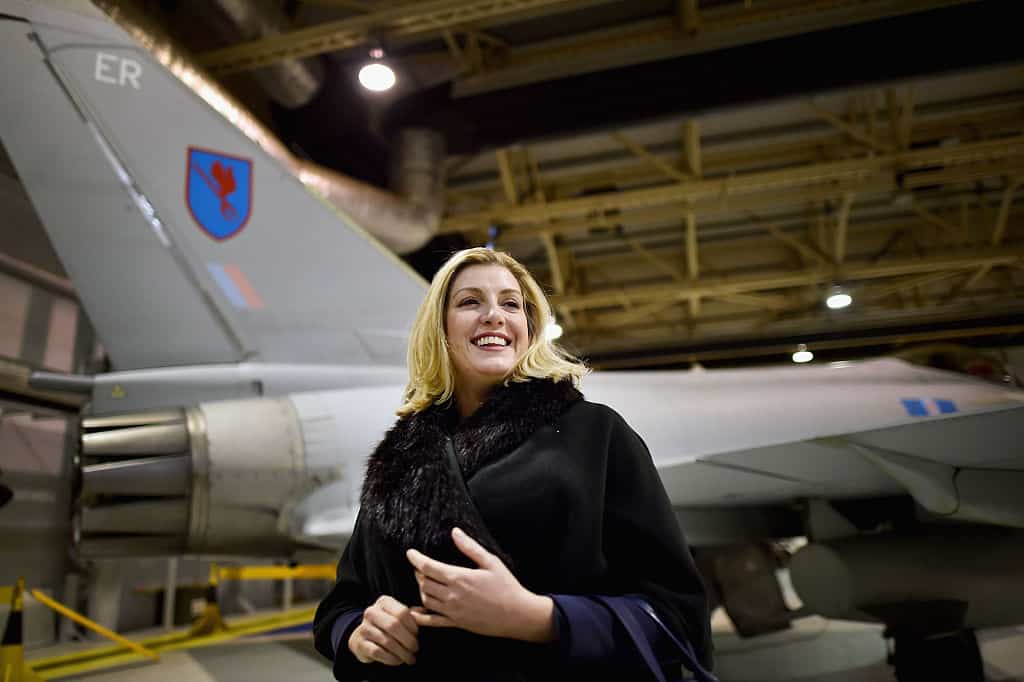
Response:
[362,378,582,565]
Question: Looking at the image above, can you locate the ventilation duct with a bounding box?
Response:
[205,0,323,109]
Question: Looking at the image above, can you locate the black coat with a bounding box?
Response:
[313,378,712,681]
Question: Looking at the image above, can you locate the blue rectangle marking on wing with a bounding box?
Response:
[207,262,247,308]
[934,399,958,414]
[901,398,929,417]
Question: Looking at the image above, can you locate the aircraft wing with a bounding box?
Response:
[584,360,1024,530]
[283,359,1024,548]
[657,402,1023,522]
[0,0,425,371]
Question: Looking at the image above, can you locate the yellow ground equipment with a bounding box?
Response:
[190,563,334,636]
[1,580,44,682]
[21,563,333,679]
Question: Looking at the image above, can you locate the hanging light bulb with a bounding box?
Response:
[826,285,852,310]
[358,46,395,92]
[358,62,396,91]
[792,343,813,363]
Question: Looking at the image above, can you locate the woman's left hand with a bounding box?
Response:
[406,527,555,643]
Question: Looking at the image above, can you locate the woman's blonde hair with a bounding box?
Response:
[398,247,588,415]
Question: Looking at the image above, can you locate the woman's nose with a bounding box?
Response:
[481,302,503,324]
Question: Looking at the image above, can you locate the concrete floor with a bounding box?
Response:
[74,638,330,682]
[66,617,1024,682]
[712,617,1024,682]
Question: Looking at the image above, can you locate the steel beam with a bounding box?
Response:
[530,155,575,328]
[612,131,691,184]
[992,178,1021,246]
[887,87,916,150]
[765,223,832,266]
[903,160,1024,190]
[900,88,916,151]
[602,299,682,326]
[685,211,700,317]
[552,246,1024,312]
[0,251,76,299]
[488,176,893,244]
[942,264,995,304]
[715,292,791,311]
[863,270,967,300]
[541,231,565,293]
[441,29,468,72]
[834,193,854,264]
[453,0,980,97]
[625,237,684,283]
[544,215,1023,279]
[495,148,520,205]
[685,211,699,279]
[809,103,892,154]
[586,284,1019,337]
[300,0,373,9]
[197,0,614,75]
[586,285,1024,344]
[443,135,1024,231]
[449,105,1024,205]
[589,321,1024,368]
[678,0,700,33]
[912,203,962,239]
[682,121,701,179]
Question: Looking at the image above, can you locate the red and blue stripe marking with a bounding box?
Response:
[207,263,265,309]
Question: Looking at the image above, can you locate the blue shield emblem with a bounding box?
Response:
[186,147,252,240]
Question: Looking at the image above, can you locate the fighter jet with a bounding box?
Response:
[2,2,1023,680]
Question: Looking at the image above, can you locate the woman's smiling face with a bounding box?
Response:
[445,264,530,397]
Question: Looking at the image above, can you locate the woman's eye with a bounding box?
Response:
[503,300,521,309]
[459,298,477,306]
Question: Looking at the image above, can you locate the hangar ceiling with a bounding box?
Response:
[6,0,1024,369]
[444,69,1024,366]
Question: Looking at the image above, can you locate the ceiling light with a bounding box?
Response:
[545,320,563,341]
[792,344,813,363]
[826,287,852,310]
[358,62,395,92]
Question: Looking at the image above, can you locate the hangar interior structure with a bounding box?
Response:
[137,0,1024,369]
[4,0,1024,368]
[1,0,1024,680]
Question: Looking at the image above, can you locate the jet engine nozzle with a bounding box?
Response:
[75,396,349,557]
[77,409,194,555]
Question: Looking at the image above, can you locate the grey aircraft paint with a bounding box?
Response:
[0,0,425,371]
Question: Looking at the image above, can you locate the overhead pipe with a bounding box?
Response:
[205,0,323,109]
[93,1,444,254]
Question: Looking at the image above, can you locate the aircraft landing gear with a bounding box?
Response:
[891,630,983,682]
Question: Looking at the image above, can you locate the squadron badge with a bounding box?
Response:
[186,147,252,240]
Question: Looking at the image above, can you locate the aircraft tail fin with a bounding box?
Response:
[0,0,425,370]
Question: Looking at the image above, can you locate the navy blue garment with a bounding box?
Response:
[330,609,363,664]
[329,594,715,681]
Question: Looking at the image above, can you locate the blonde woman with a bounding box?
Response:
[314,248,713,681]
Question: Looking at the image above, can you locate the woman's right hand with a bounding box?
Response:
[348,595,420,666]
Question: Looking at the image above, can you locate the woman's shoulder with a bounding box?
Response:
[564,398,651,452]
[561,397,632,431]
